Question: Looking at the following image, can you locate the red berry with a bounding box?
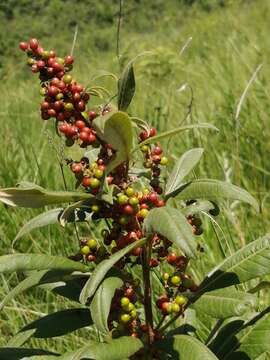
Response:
[75,120,85,129]
[156,199,165,207]
[88,133,96,144]
[149,127,157,137]
[139,131,149,141]
[76,100,85,111]
[36,46,44,56]
[152,146,163,155]
[64,55,74,65]
[36,60,45,69]
[53,101,63,112]
[52,62,64,72]
[19,42,28,51]
[59,123,69,133]
[73,92,81,102]
[47,108,56,117]
[82,177,91,187]
[47,86,59,97]
[89,111,97,120]
[47,58,56,67]
[140,203,149,210]
[40,101,50,111]
[148,192,158,203]
[48,50,56,58]
[132,247,142,256]
[71,163,82,173]
[56,112,65,122]
[29,38,39,50]
[149,258,159,267]
[31,64,39,73]
[79,131,89,142]
[123,205,134,215]
[152,155,161,163]
[46,67,54,76]
[167,253,177,265]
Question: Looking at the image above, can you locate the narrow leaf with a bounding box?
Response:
[79,238,145,304]
[193,288,257,319]
[90,276,123,334]
[165,148,204,197]
[118,61,135,111]
[169,179,259,211]
[14,208,62,241]
[199,234,270,294]
[0,348,58,360]
[58,336,143,360]
[0,186,91,208]
[143,206,196,258]
[0,254,88,273]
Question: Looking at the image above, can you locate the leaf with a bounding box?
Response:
[165,148,204,197]
[6,329,36,347]
[14,208,62,241]
[193,288,257,319]
[0,269,85,310]
[84,148,100,163]
[118,61,135,111]
[169,179,259,211]
[58,336,143,360]
[0,254,88,273]
[59,200,93,226]
[224,312,270,360]
[19,308,92,338]
[93,111,133,173]
[157,335,219,359]
[90,276,123,334]
[132,123,218,151]
[0,186,92,208]
[0,348,58,360]
[143,206,196,258]
[181,200,215,216]
[199,234,270,294]
[79,238,145,304]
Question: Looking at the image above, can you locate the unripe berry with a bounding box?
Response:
[120,313,131,324]
[119,216,128,225]
[91,205,99,213]
[64,103,74,111]
[160,156,168,166]
[81,245,90,255]
[140,145,149,152]
[138,208,149,219]
[125,187,135,197]
[130,310,137,319]
[120,297,130,308]
[87,238,97,249]
[63,74,73,84]
[171,303,181,313]
[161,302,172,314]
[129,197,139,206]
[170,275,181,286]
[90,178,100,189]
[94,169,103,179]
[118,194,129,205]
[175,295,187,306]
[163,272,170,281]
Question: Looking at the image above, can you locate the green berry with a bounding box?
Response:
[64,102,74,111]
[171,275,181,286]
[120,313,131,324]
[124,302,135,312]
[138,208,149,219]
[171,303,181,313]
[118,194,129,205]
[39,88,46,96]
[160,156,168,166]
[81,245,90,255]
[91,205,99,213]
[56,93,64,100]
[129,197,139,206]
[63,74,73,84]
[90,178,100,189]
[119,216,128,225]
[141,145,149,153]
[120,297,130,308]
[163,272,170,281]
[130,309,137,318]
[125,187,135,197]
[87,238,97,249]
[94,169,104,179]
[175,295,187,306]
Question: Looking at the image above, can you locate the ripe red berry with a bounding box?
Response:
[75,120,85,129]
[82,177,91,187]
[167,253,177,265]
[123,204,134,215]
[36,46,44,56]
[79,131,89,142]
[77,100,85,111]
[36,60,45,69]
[71,163,82,173]
[89,111,97,120]
[88,133,96,144]
[152,146,163,155]
[148,192,158,203]
[53,101,63,112]
[47,86,59,97]
[40,101,50,111]
[59,123,69,133]
[29,38,39,50]
[47,108,56,117]
[64,55,74,65]
[149,127,157,137]
[19,42,28,51]
[31,64,39,73]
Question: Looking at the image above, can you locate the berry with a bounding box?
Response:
[140,145,149,152]
[171,275,181,286]
[71,163,82,173]
[171,303,181,313]
[160,156,168,166]
[149,127,157,137]
[91,205,99,213]
[118,194,129,205]
[163,272,170,281]
[121,297,130,308]
[161,302,172,314]
[129,197,139,206]
[138,208,149,219]
[167,253,177,265]
[29,38,39,50]
[87,239,97,249]
[175,295,187,306]
[123,204,134,215]
[63,74,73,84]
[94,169,103,179]
[90,178,100,189]
[64,55,74,65]
[64,103,74,111]
[81,245,90,255]
[19,42,28,51]
[82,177,91,187]
[125,187,135,197]
[120,314,131,324]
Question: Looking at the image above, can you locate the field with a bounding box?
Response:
[1,0,270,354]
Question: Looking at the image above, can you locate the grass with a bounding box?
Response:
[1,0,270,352]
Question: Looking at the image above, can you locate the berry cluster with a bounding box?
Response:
[19,38,99,147]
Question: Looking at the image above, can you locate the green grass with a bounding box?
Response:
[1,0,270,352]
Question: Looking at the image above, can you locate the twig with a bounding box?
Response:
[116,0,123,66]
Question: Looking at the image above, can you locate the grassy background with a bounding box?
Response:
[1,0,270,352]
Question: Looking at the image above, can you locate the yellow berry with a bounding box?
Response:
[160,157,168,166]
[120,313,131,324]
[87,239,97,249]
[81,245,90,255]
[120,297,130,308]
[171,303,181,313]
[175,295,187,306]
[125,187,135,197]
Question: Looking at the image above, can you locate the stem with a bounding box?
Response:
[142,239,155,344]
[116,0,123,67]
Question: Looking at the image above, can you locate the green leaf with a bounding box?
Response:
[90,276,123,334]
[58,336,143,360]
[132,123,218,152]
[224,311,270,360]
[118,61,135,111]
[93,111,133,173]
[199,234,270,294]
[165,148,204,197]
[19,308,92,338]
[6,329,36,347]
[169,179,259,211]
[14,208,62,241]
[0,348,58,360]
[79,238,145,304]
[0,254,88,273]
[143,206,196,258]
[157,335,218,359]
[193,288,257,319]
[0,186,92,208]
[181,200,215,216]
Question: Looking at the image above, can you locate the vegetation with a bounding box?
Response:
[0,0,270,358]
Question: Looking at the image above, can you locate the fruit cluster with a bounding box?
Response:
[19,38,99,147]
